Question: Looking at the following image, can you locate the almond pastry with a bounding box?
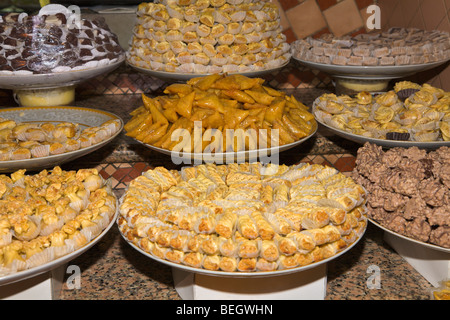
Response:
[0,167,117,275]
[118,162,368,272]
[127,0,290,73]
[0,118,121,161]
[314,81,450,142]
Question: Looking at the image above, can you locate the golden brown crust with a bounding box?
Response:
[118,162,368,273]
[0,167,116,274]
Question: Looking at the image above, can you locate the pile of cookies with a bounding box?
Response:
[353,143,449,249]
[292,27,450,66]
[0,118,122,161]
[127,0,291,74]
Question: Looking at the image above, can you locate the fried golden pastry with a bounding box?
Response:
[126,75,315,153]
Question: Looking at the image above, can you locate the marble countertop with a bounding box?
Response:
[0,91,437,300]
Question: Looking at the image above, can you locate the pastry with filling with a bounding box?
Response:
[119,162,367,272]
[0,167,117,275]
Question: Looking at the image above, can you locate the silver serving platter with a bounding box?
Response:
[293,57,449,80]
[369,218,450,254]
[127,60,289,82]
[0,106,123,172]
[312,101,450,149]
[135,121,318,164]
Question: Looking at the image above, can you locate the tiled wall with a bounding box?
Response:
[79,0,379,95]
[275,0,376,42]
[378,0,450,91]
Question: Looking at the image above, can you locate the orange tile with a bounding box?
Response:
[323,0,364,36]
[334,156,356,172]
[355,0,375,10]
[286,0,327,39]
[103,164,117,176]
[351,27,367,37]
[272,0,290,30]
[279,0,300,11]
[98,170,111,180]
[282,28,298,43]
[112,167,133,181]
[313,27,331,38]
[317,0,337,11]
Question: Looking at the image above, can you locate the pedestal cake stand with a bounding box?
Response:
[0,57,125,107]
[293,58,449,95]
[127,60,290,83]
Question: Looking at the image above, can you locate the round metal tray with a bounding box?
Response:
[0,106,123,172]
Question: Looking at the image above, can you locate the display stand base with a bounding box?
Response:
[334,78,389,95]
[172,264,327,300]
[384,232,450,287]
[0,264,66,300]
[13,86,75,107]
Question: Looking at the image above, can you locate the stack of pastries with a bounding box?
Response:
[292,27,450,66]
[118,162,368,272]
[0,118,122,161]
[314,81,450,142]
[127,0,291,74]
[0,167,117,275]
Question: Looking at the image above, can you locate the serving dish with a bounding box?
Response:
[0,200,119,286]
[0,58,125,90]
[369,219,450,254]
[312,102,450,149]
[119,215,366,278]
[137,121,318,163]
[0,106,123,172]
[293,58,448,80]
[127,60,289,82]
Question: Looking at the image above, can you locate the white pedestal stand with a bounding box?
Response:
[0,264,66,300]
[172,263,327,300]
[384,232,450,287]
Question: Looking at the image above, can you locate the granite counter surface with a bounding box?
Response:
[0,90,437,300]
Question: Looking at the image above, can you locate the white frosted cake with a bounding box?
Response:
[127,0,291,74]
